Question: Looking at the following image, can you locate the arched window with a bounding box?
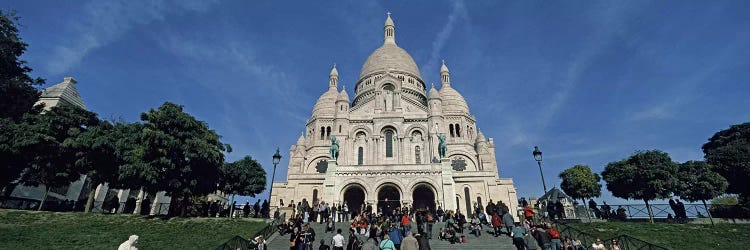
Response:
[455,124,461,137]
[464,187,472,215]
[449,124,455,137]
[385,130,394,157]
[320,127,325,140]
[415,146,421,164]
[383,84,395,111]
[326,126,331,139]
[358,147,364,165]
[313,189,319,204]
[339,125,342,133]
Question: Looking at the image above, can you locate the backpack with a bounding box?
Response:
[548,228,560,239]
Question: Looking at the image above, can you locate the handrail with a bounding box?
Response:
[215,212,286,250]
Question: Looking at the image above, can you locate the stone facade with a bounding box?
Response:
[271,14,518,219]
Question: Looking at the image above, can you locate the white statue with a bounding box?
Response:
[118,235,139,250]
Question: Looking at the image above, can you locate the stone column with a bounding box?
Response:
[324,159,338,206]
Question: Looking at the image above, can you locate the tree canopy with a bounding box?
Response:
[0,11,43,120]
[124,102,229,216]
[219,156,266,197]
[602,150,678,222]
[675,160,728,202]
[559,165,602,201]
[702,122,750,199]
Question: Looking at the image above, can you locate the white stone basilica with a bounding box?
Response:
[271,14,517,218]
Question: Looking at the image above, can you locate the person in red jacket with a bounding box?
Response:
[523,205,535,223]
[401,213,411,235]
[491,212,503,237]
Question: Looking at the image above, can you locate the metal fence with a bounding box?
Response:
[215,212,287,250]
[555,222,669,250]
[585,203,749,220]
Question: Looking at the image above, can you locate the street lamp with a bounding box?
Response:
[533,146,548,193]
[268,148,282,212]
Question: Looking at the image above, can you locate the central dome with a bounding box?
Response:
[359,43,422,79]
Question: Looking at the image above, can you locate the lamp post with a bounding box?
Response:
[533,146,547,193]
[268,148,282,211]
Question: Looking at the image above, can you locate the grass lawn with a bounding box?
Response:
[0,209,267,249]
[569,221,750,249]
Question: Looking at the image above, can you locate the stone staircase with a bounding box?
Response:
[267,221,515,250]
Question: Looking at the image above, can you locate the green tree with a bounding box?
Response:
[0,118,32,194]
[125,102,229,216]
[602,150,678,223]
[219,156,266,198]
[559,165,602,221]
[68,121,143,212]
[674,160,727,225]
[0,11,44,120]
[17,104,100,210]
[702,122,750,200]
[219,156,266,215]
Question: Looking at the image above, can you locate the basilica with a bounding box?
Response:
[271,14,517,218]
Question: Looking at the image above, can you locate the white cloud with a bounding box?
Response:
[45,0,218,75]
[424,1,468,80]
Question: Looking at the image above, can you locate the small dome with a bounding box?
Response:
[330,64,338,76]
[476,129,486,143]
[359,43,422,79]
[439,85,469,113]
[428,84,441,99]
[312,88,338,117]
[337,88,349,102]
[385,12,394,26]
[440,60,449,73]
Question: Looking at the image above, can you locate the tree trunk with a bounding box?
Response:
[229,194,236,218]
[582,199,592,223]
[84,188,96,213]
[703,200,714,226]
[180,194,190,217]
[644,199,653,223]
[38,186,50,211]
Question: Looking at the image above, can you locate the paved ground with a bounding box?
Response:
[267,221,515,249]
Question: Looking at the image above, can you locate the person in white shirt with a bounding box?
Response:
[332,229,345,250]
[592,238,607,250]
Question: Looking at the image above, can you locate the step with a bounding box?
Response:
[267,221,516,249]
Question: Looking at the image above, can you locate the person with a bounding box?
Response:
[387,224,403,249]
[520,197,529,208]
[601,202,611,220]
[402,231,419,250]
[676,200,687,220]
[591,238,606,250]
[615,206,627,221]
[436,207,444,222]
[531,225,551,250]
[332,204,338,223]
[547,201,557,220]
[118,235,139,250]
[470,214,481,237]
[548,225,561,250]
[588,199,600,219]
[343,204,349,221]
[512,223,527,250]
[555,200,564,220]
[425,211,435,239]
[401,212,411,235]
[243,202,251,218]
[290,228,299,250]
[319,239,331,250]
[300,223,316,250]
[524,205,535,223]
[379,234,396,250]
[415,233,430,250]
[492,212,503,237]
[346,229,362,250]
[610,239,621,250]
[253,236,267,250]
[503,211,516,237]
[332,229,345,250]
[327,217,336,233]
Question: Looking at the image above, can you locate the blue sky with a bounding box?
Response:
[7,0,750,205]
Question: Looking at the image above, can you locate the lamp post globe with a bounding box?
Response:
[268,147,282,215]
[533,146,547,193]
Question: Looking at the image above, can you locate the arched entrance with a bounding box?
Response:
[412,184,436,212]
[377,184,401,216]
[343,185,366,217]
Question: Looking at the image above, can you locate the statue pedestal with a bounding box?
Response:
[324,159,337,205]
[440,157,457,211]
